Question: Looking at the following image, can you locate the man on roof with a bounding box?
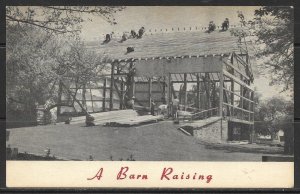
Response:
[208,21,216,33]
[138,27,145,38]
[131,30,138,38]
[222,18,229,31]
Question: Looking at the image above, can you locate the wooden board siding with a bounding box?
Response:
[135,56,223,77]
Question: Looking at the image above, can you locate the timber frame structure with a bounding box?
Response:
[57,26,255,142]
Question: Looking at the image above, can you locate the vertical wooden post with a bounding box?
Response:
[219,72,224,118]
[132,76,135,99]
[102,78,107,111]
[183,73,187,111]
[120,79,124,109]
[240,85,244,120]
[168,73,172,116]
[196,74,200,109]
[204,73,211,110]
[57,80,63,118]
[219,71,224,140]
[250,91,255,143]
[162,77,166,103]
[148,78,152,108]
[90,87,94,112]
[231,78,234,116]
[110,63,115,111]
[82,84,87,112]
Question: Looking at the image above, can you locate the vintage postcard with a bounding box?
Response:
[6,6,294,188]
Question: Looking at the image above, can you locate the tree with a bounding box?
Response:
[6,6,124,34]
[6,6,124,127]
[231,7,294,92]
[254,96,293,154]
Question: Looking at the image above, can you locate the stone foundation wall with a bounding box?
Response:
[193,119,228,143]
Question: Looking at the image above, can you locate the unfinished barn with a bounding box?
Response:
[57,26,255,143]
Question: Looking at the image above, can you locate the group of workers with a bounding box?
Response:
[103,18,229,43]
[103,27,146,44]
[121,26,145,42]
[127,95,180,120]
[208,18,230,33]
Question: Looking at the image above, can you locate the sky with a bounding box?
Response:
[80,6,292,101]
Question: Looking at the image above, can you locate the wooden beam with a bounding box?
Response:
[184,73,187,111]
[197,74,200,109]
[57,80,63,116]
[222,58,250,80]
[219,72,224,117]
[223,87,254,103]
[223,70,253,91]
[223,102,254,114]
[170,80,232,83]
[204,73,211,110]
[90,88,94,112]
[102,78,107,111]
[135,90,163,94]
[110,63,115,111]
[227,118,254,125]
[168,73,172,116]
[148,78,152,108]
[120,79,124,109]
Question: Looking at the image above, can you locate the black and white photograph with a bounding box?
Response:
[6,6,294,163]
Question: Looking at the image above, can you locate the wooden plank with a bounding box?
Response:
[227,117,254,125]
[148,78,152,108]
[57,80,63,116]
[222,58,250,80]
[120,79,124,109]
[223,102,254,114]
[219,71,224,117]
[196,75,200,109]
[223,87,254,103]
[102,78,107,111]
[184,73,187,111]
[168,73,172,115]
[223,70,253,91]
[110,63,115,111]
[90,88,94,112]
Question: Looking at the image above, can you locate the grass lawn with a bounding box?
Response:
[7,121,267,161]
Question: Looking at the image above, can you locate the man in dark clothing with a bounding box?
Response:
[138,27,145,38]
[208,21,216,33]
[131,30,137,38]
[222,18,229,31]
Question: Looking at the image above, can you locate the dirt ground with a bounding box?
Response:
[7,121,276,161]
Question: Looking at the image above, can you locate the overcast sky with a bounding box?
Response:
[80,6,292,101]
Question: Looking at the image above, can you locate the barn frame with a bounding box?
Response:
[57,25,255,142]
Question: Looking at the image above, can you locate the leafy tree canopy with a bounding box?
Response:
[231,6,293,92]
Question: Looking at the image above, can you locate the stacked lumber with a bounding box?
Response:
[68,109,163,127]
[105,115,164,127]
[69,110,138,125]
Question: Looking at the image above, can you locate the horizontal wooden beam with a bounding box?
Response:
[223,87,254,103]
[222,59,250,80]
[223,102,254,114]
[223,70,253,91]
[227,117,254,125]
[135,91,162,93]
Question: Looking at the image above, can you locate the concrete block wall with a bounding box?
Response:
[193,119,228,143]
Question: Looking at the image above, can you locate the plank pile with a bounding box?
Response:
[104,115,164,127]
[68,110,163,127]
